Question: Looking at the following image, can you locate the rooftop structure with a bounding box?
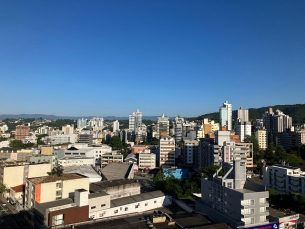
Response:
[28,173,86,185]
[101,162,134,180]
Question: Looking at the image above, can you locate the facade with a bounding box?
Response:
[15,125,30,140]
[181,140,199,165]
[113,120,120,132]
[88,190,172,220]
[129,109,143,141]
[88,117,104,129]
[62,125,74,135]
[78,133,93,146]
[263,164,305,195]
[198,139,222,169]
[235,143,254,168]
[235,121,251,142]
[273,110,292,133]
[138,150,156,169]
[219,101,232,131]
[25,173,90,209]
[47,134,77,145]
[157,114,169,137]
[131,145,149,153]
[159,136,175,167]
[101,152,124,167]
[196,159,269,229]
[222,142,248,166]
[255,130,268,150]
[26,155,56,168]
[0,163,52,195]
[174,116,184,142]
[237,107,249,123]
[58,157,95,167]
[77,118,87,129]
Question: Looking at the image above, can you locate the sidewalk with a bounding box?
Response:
[0,195,18,214]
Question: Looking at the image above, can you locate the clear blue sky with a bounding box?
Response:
[1,1,305,117]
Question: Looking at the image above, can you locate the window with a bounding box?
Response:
[260,215,266,222]
[114,210,118,214]
[101,204,106,207]
[125,207,128,211]
[135,205,138,208]
[259,198,266,204]
[260,207,266,213]
[227,182,232,189]
[91,206,96,209]
[56,183,62,188]
[145,203,148,206]
[154,201,157,203]
[56,190,62,196]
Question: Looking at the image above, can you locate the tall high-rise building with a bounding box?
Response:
[263,108,274,131]
[273,109,292,133]
[219,101,232,131]
[129,109,143,141]
[237,107,249,122]
[159,136,175,167]
[88,117,104,129]
[77,118,87,129]
[157,114,169,137]
[174,116,184,142]
[113,120,120,132]
[62,125,74,135]
[255,129,268,150]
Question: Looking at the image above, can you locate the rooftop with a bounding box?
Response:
[88,191,109,199]
[101,162,132,180]
[28,173,87,184]
[111,190,165,207]
[39,198,74,209]
[90,179,140,193]
[63,165,101,179]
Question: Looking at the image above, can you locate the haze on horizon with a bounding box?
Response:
[1,1,305,117]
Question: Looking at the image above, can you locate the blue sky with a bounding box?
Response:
[1,1,305,117]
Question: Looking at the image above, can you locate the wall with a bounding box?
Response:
[48,205,89,227]
[40,182,56,203]
[62,178,90,199]
[88,195,111,213]
[103,182,140,200]
[89,195,172,220]
[28,164,52,178]
[3,166,24,188]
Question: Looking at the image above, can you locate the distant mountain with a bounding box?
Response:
[0,114,175,122]
[189,104,305,125]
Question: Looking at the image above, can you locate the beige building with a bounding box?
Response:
[255,130,268,150]
[138,150,156,169]
[0,163,51,196]
[41,147,53,155]
[159,136,175,167]
[25,173,90,209]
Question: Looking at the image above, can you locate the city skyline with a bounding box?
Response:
[1,1,305,116]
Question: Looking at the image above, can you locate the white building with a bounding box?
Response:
[58,157,95,167]
[0,124,8,133]
[88,117,104,129]
[77,118,87,129]
[235,121,251,142]
[174,116,184,142]
[159,136,175,167]
[263,164,305,195]
[113,120,120,132]
[129,109,144,141]
[138,149,156,170]
[237,107,249,122]
[219,101,232,131]
[157,114,169,137]
[47,134,77,145]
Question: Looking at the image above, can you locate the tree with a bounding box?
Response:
[0,184,7,196]
[108,136,123,149]
[9,140,24,148]
[48,165,64,176]
[264,143,276,165]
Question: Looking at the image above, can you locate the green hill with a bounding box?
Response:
[189,104,305,125]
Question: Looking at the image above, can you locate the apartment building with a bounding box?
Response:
[157,114,169,137]
[138,150,156,170]
[15,125,30,140]
[181,140,199,166]
[255,130,268,150]
[25,173,90,209]
[159,136,175,167]
[101,152,123,167]
[196,159,270,229]
[235,143,253,168]
[263,164,305,195]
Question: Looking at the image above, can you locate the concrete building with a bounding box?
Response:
[263,164,305,195]
[47,134,77,145]
[237,107,249,123]
[58,156,95,167]
[274,110,292,133]
[25,173,90,209]
[101,152,124,167]
[157,114,169,137]
[196,158,270,229]
[77,118,87,129]
[129,109,144,142]
[159,136,175,167]
[198,138,222,169]
[15,125,30,140]
[174,116,184,143]
[26,155,56,168]
[90,179,141,200]
[88,117,104,129]
[215,131,231,146]
[131,145,149,153]
[255,130,268,150]
[78,133,93,146]
[0,162,52,196]
[62,125,74,135]
[101,162,134,180]
[89,190,172,220]
[181,140,199,166]
[235,121,251,142]
[235,143,254,168]
[222,142,248,166]
[219,101,232,131]
[138,150,156,170]
[113,120,120,132]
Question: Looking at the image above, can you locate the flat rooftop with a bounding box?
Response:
[89,191,109,199]
[28,173,87,184]
[40,198,74,209]
[90,179,140,193]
